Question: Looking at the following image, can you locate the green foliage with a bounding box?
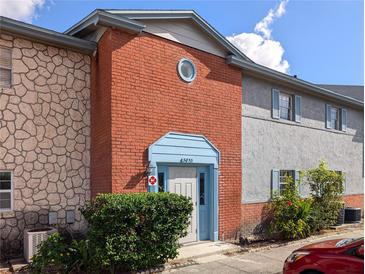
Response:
[30,233,96,274]
[269,175,312,240]
[305,160,345,231]
[30,192,192,273]
[81,192,193,272]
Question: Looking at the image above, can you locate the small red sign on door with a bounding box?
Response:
[148,175,157,186]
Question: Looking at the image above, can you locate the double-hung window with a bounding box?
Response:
[272,169,301,197]
[330,107,339,130]
[272,89,302,122]
[0,47,12,87]
[279,170,294,195]
[326,104,347,132]
[0,171,12,211]
[279,93,292,120]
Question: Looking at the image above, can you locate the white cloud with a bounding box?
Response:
[227,0,290,73]
[0,0,46,23]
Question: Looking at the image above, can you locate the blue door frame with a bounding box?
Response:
[148,132,220,241]
[157,165,212,241]
[197,166,210,240]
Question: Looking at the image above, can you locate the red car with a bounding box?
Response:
[283,237,364,274]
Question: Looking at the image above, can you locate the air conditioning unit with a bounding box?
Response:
[24,227,57,263]
[344,207,362,223]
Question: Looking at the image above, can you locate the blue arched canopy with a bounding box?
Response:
[148,132,220,241]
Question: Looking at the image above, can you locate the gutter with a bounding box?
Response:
[227,55,364,109]
[0,16,96,54]
[64,10,145,36]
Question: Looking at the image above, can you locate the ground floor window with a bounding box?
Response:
[279,170,294,195]
[199,172,206,205]
[335,170,346,193]
[0,171,12,210]
[158,172,165,192]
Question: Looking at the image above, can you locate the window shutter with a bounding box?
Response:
[294,170,303,197]
[325,104,332,129]
[340,108,347,132]
[0,48,11,68]
[0,47,12,87]
[271,169,280,197]
[293,95,302,122]
[342,172,347,194]
[272,89,280,119]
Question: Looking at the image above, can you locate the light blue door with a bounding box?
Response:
[198,167,210,240]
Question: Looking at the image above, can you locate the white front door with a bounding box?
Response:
[168,166,197,244]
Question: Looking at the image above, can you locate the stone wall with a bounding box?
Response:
[0,34,91,256]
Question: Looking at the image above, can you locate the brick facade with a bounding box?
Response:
[91,29,243,238]
[240,202,271,236]
[343,194,364,212]
[90,31,112,197]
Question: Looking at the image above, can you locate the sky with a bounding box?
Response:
[0,0,363,85]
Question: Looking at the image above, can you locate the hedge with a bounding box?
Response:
[31,192,193,273]
[82,192,193,272]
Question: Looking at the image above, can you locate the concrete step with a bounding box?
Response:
[328,220,363,232]
[173,241,240,261]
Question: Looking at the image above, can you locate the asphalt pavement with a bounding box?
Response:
[165,229,364,274]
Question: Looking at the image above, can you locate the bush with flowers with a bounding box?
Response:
[269,175,312,240]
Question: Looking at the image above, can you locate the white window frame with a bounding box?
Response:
[279,170,294,195]
[335,170,346,194]
[330,106,339,130]
[0,171,13,212]
[177,58,196,83]
[279,92,292,121]
[0,47,12,88]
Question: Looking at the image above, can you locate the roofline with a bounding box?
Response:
[106,10,252,62]
[65,9,252,62]
[0,16,96,54]
[64,9,145,36]
[227,55,364,109]
[317,84,364,88]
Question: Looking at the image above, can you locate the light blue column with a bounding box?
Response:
[213,167,219,241]
[147,162,158,193]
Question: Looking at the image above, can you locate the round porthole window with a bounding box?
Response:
[177,58,196,83]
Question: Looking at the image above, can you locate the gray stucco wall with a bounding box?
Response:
[242,75,364,204]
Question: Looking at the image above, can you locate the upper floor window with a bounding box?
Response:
[0,171,12,211]
[326,104,347,132]
[330,107,339,130]
[0,47,12,88]
[279,93,292,120]
[177,58,196,83]
[272,89,301,123]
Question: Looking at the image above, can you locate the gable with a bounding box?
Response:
[65,10,251,61]
[140,19,229,58]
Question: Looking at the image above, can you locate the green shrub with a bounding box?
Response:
[81,192,193,272]
[269,175,312,240]
[30,232,96,274]
[305,161,344,231]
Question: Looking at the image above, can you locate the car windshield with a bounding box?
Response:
[335,238,364,247]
